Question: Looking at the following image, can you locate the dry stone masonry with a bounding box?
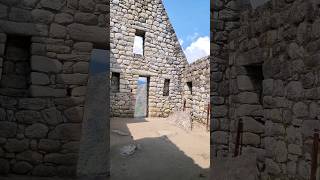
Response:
[110,0,210,124]
[211,0,320,179]
[0,0,109,177]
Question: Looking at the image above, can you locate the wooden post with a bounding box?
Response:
[234,118,243,157]
[206,103,210,131]
[310,129,319,180]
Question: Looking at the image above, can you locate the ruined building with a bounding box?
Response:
[0,0,209,177]
[212,0,320,179]
[110,0,210,122]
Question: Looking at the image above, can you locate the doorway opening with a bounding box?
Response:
[134,76,150,118]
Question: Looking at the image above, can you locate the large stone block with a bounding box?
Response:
[73,62,89,73]
[56,74,88,85]
[292,102,308,118]
[19,98,47,110]
[0,20,48,36]
[0,158,9,174]
[41,108,63,126]
[25,123,49,139]
[0,121,17,138]
[236,104,263,116]
[75,13,98,25]
[236,92,259,104]
[0,4,7,19]
[49,23,67,38]
[242,132,260,146]
[40,0,65,10]
[73,42,93,52]
[9,7,32,22]
[4,139,29,153]
[237,75,255,91]
[32,9,54,24]
[31,56,62,73]
[211,131,228,144]
[54,13,74,25]
[16,151,43,165]
[30,85,67,97]
[242,117,264,134]
[48,123,81,140]
[38,139,61,152]
[71,86,87,97]
[64,106,84,123]
[212,105,228,117]
[32,164,56,177]
[15,110,42,124]
[286,81,303,100]
[31,72,50,85]
[79,0,95,12]
[68,23,108,44]
[12,161,33,174]
[44,153,78,165]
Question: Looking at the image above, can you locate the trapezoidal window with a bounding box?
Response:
[133,30,145,56]
[111,72,120,93]
[244,64,264,105]
[163,79,170,96]
[0,35,31,97]
[187,82,193,95]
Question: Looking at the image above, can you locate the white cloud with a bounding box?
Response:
[133,36,143,55]
[178,38,184,46]
[187,32,199,42]
[184,36,210,63]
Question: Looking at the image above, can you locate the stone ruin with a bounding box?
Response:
[110,0,210,122]
[0,0,209,178]
[211,0,320,179]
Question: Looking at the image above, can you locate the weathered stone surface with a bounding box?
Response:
[25,123,49,139]
[237,75,254,91]
[0,121,17,138]
[15,110,42,124]
[54,13,74,25]
[9,7,32,22]
[292,102,308,118]
[48,123,81,140]
[19,98,47,110]
[42,108,63,126]
[211,131,228,144]
[265,121,285,136]
[30,85,67,97]
[75,13,98,25]
[44,153,78,165]
[79,0,95,12]
[31,72,50,85]
[286,81,303,100]
[31,56,62,73]
[64,106,84,122]
[40,0,65,10]
[236,104,263,116]
[68,23,108,43]
[265,158,281,175]
[236,92,259,104]
[73,42,93,52]
[56,74,88,85]
[32,164,56,177]
[0,158,9,174]
[61,141,79,153]
[212,105,228,117]
[32,9,54,24]
[71,86,87,97]
[38,139,61,152]
[242,117,264,134]
[242,132,260,146]
[4,139,29,153]
[73,62,89,73]
[0,4,7,19]
[49,23,67,38]
[12,161,33,174]
[16,151,43,165]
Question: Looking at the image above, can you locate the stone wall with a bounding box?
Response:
[0,0,108,177]
[183,56,210,124]
[110,0,188,118]
[212,0,320,179]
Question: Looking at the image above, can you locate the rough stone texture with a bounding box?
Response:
[211,0,320,179]
[0,0,110,177]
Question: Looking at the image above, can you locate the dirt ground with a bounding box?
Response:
[110,117,210,180]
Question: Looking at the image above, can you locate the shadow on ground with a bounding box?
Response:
[110,117,209,180]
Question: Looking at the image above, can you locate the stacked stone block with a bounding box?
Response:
[110,0,188,118]
[211,0,320,179]
[183,56,210,124]
[0,0,108,177]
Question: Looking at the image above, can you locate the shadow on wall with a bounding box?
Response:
[110,117,209,180]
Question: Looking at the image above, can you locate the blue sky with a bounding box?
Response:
[162,0,210,63]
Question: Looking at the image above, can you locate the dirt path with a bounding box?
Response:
[110,117,210,180]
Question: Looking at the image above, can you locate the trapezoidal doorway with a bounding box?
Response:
[134,76,150,118]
